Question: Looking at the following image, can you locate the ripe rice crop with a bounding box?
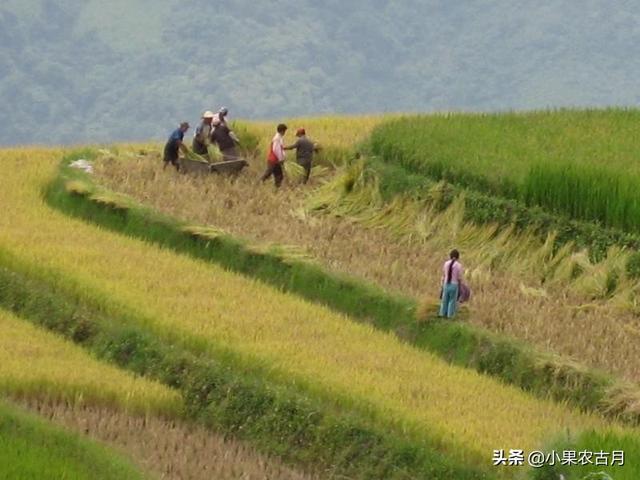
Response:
[0,148,625,471]
[369,109,640,232]
[241,114,392,165]
[0,307,181,416]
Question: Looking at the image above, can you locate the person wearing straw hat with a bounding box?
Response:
[284,127,320,184]
[163,121,190,171]
[192,110,215,159]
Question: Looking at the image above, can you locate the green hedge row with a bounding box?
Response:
[46,152,640,428]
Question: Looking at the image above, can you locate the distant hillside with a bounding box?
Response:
[2,0,640,145]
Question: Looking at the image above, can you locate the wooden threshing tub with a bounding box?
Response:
[179,157,248,175]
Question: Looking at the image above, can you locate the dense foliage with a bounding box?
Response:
[3,1,640,145]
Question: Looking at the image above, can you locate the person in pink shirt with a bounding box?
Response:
[439,249,463,318]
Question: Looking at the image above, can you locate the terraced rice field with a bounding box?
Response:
[0,306,171,479]
[1,147,638,479]
[0,297,316,479]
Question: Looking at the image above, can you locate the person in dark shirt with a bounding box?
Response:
[211,117,240,161]
[163,122,190,170]
[284,128,319,184]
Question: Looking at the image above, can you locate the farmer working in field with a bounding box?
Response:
[261,123,287,188]
[211,115,241,161]
[163,121,190,171]
[284,127,320,184]
[192,111,215,159]
[215,106,230,127]
[439,249,464,318]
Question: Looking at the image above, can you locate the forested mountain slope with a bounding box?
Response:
[2,0,639,145]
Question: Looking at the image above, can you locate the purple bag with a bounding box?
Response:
[457,282,471,303]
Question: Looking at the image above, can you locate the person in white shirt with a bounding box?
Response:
[260,123,288,187]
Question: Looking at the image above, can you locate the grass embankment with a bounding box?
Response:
[0,400,147,480]
[369,109,640,234]
[88,144,640,418]
[1,147,632,478]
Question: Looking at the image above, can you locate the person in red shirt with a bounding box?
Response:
[260,123,287,188]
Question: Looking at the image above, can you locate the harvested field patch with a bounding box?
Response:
[19,399,316,480]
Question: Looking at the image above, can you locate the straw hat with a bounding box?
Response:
[202,111,215,119]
